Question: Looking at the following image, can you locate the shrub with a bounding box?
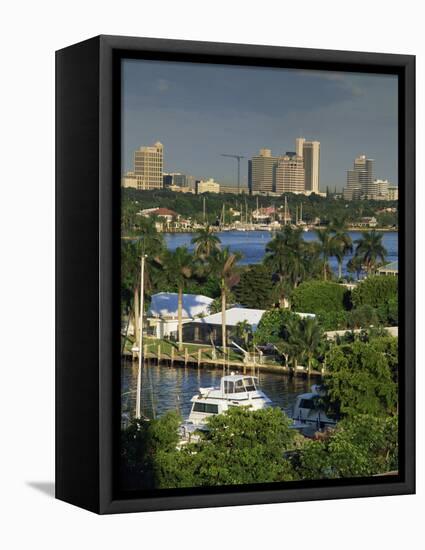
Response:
[234,264,274,309]
[351,275,397,309]
[291,281,350,314]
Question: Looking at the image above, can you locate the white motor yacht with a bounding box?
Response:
[291,385,337,432]
[180,373,272,442]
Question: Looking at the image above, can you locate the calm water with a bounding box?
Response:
[121,362,311,421]
[165,230,398,276]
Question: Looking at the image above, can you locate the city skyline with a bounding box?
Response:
[122,59,398,190]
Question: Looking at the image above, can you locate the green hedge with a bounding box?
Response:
[291,281,350,314]
[351,275,397,309]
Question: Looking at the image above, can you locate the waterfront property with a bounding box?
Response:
[378,260,398,276]
[182,307,315,347]
[183,307,266,346]
[147,292,213,339]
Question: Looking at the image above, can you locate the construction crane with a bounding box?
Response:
[220,154,245,194]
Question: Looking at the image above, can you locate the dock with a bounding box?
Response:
[123,342,323,377]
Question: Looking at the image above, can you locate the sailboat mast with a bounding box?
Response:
[136,253,146,419]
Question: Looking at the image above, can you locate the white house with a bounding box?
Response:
[147,292,214,339]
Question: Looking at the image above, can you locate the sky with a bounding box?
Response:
[122,59,398,191]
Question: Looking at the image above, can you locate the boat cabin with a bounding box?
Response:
[187,374,271,426]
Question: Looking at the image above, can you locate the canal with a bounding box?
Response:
[164,230,398,275]
[121,361,312,421]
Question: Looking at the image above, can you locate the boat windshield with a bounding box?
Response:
[224,377,257,394]
[243,377,256,391]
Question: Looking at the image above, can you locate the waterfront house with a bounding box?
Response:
[183,307,316,347]
[147,292,214,339]
[377,260,398,276]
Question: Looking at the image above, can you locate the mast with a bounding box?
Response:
[136,253,146,419]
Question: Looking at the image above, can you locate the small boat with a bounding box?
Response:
[179,373,272,442]
[291,385,337,433]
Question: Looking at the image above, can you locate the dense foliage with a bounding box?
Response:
[351,275,398,309]
[297,414,398,479]
[291,280,350,314]
[234,265,275,309]
[324,339,397,418]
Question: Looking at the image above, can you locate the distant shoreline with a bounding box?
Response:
[122,226,398,239]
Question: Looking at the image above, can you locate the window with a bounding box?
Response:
[243,377,256,391]
[224,381,234,394]
[234,379,246,393]
[193,402,218,414]
[299,398,316,410]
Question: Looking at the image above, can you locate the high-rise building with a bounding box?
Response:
[387,186,399,200]
[296,138,320,193]
[343,154,375,200]
[248,148,279,194]
[133,141,163,190]
[376,179,389,199]
[275,154,305,194]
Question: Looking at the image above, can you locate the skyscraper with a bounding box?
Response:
[133,141,164,190]
[296,138,320,193]
[248,148,278,194]
[343,154,375,200]
[275,154,305,194]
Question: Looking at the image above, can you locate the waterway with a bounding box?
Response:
[164,230,398,276]
[121,362,311,421]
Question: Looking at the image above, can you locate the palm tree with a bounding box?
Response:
[161,247,194,350]
[210,247,242,354]
[235,320,252,351]
[316,228,336,281]
[264,226,308,305]
[330,218,353,280]
[121,225,165,347]
[191,225,221,259]
[347,255,364,280]
[297,317,322,375]
[354,230,387,275]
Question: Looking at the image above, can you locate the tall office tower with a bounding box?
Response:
[249,148,279,194]
[343,154,375,200]
[133,141,164,190]
[295,137,305,157]
[275,154,305,194]
[295,137,320,193]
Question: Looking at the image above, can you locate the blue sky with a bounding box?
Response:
[122,59,398,190]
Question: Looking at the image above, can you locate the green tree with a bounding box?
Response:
[264,226,309,305]
[234,320,253,350]
[351,275,397,309]
[316,228,336,280]
[330,218,353,280]
[191,225,221,259]
[234,264,274,309]
[291,280,349,315]
[354,230,387,274]
[209,247,242,353]
[296,317,323,375]
[121,224,165,346]
[346,255,364,280]
[170,408,297,487]
[254,309,299,346]
[160,247,194,350]
[298,414,398,479]
[324,340,397,417]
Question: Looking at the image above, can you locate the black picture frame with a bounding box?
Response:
[56,35,415,514]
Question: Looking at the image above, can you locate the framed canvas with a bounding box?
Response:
[56,35,415,514]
